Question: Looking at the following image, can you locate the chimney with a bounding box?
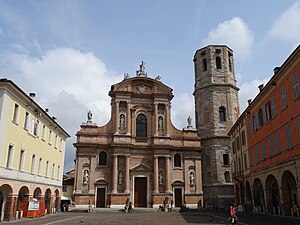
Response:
[247,99,252,105]
[29,92,36,99]
[258,84,264,92]
[45,108,49,113]
[273,67,281,74]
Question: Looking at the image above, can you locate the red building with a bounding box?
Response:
[244,45,300,216]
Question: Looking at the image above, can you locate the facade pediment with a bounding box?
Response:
[130,163,152,172]
[94,179,109,185]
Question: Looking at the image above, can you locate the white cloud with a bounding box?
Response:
[0,47,122,172]
[202,17,254,59]
[267,2,300,44]
[239,78,270,112]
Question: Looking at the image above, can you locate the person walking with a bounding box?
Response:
[228,203,238,224]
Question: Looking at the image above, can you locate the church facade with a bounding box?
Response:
[73,63,203,209]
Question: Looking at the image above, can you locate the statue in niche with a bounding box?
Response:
[118,170,123,184]
[119,114,126,128]
[83,169,89,184]
[189,171,195,185]
[87,110,92,121]
[159,171,164,185]
[158,116,164,130]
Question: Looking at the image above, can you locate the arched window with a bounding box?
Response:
[99,151,107,166]
[202,58,207,71]
[174,153,181,168]
[118,170,123,184]
[216,56,222,69]
[224,171,231,182]
[136,114,147,137]
[219,106,226,122]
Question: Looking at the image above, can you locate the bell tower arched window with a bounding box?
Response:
[216,56,222,69]
[219,106,226,122]
[202,58,207,71]
[136,114,147,137]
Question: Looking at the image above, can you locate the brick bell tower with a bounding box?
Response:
[193,45,240,209]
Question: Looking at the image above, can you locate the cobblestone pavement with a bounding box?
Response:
[1,209,300,225]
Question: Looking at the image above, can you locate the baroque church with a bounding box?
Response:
[73,45,239,209]
[73,62,203,208]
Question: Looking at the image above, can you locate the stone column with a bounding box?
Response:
[153,156,159,193]
[112,155,118,193]
[124,155,130,193]
[115,100,119,135]
[165,156,171,193]
[126,101,131,135]
[154,103,158,136]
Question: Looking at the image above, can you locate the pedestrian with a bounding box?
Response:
[228,203,238,224]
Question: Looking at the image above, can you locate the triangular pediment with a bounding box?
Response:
[130,163,152,172]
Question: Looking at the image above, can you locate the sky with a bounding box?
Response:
[1,0,300,173]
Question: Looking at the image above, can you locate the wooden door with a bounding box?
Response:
[96,188,106,208]
[174,188,182,207]
[134,177,147,207]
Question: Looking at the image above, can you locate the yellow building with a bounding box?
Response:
[0,78,70,221]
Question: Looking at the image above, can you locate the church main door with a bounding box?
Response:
[174,188,183,207]
[134,177,147,207]
[96,188,106,208]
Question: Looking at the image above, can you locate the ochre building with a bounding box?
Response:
[74,64,203,209]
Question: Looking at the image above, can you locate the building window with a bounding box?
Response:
[57,165,60,179]
[49,130,52,145]
[286,123,293,150]
[136,114,147,137]
[52,163,55,178]
[264,102,271,122]
[241,130,246,145]
[158,171,164,185]
[258,109,263,127]
[189,171,195,185]
[219,106,226,122]
[54,134,58,148]
[13,103,19,123]
[249,151,253,166]
[224,171,231,182]
[223,154,230,165]
[243,154,248,169]
[292,75,300,98]
[24,112,29,129]
[42,125,46,140]
[281,87,287,109]
[269,135,274,157]
[174,153,181,168]
[6,145,14,168]
[62,186,67,192]
[261,142,266,160]
[31,154,36,174]
[38,158,42,175]
[275,131,281,154]
[255,145,259,163]
[202,58,207,71]
[46,161,49,177]
[99,151,107,166]
[34,120,40,137]
[205,155,211,166]
[270,97,277,118]
[19,149,25,171]
[216,56,222,69]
